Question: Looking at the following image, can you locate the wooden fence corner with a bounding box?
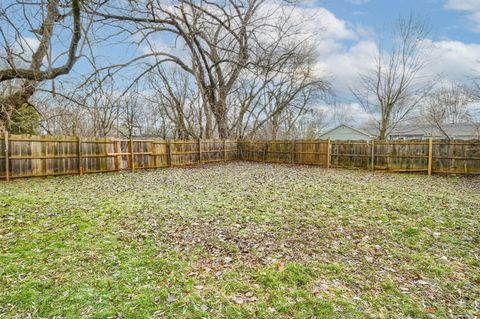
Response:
[428,137,433,176]
[4,132,10,181]
[77,135,83,176]
[326,139,331,168]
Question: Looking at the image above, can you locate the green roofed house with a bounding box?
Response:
[319,124,373,141]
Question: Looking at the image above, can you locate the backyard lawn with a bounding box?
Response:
[0,163,479,318]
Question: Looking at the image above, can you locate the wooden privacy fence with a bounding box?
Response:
[237,140,330,167]
[0,133,238,180]
[237,139,480,175]
[1,134,479,180]
[329,139,480,174]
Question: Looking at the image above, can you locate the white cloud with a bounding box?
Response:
[445,0,480,11]
[309,7,357,40]
[264,2,480,125]
[305,3,480,125]
[422,39,480,82]
[444,0,480,32]
[316,37,480,93]
[2,36,40,63]
[260,4,371,86]
[260,2,357,42]
[141,3,358,68]
[140,1,480,126]
[317,40,378,92]
[22,37,40,52]
[140,35,190,62]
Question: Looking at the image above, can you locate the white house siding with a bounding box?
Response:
[319,125,371,141]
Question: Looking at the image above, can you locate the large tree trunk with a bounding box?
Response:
[203,103,213,139]
[212,97,229,139]
[378,125,388,140]
[0,0,59,131]
[0,0,81,132]
[0,82,37,132]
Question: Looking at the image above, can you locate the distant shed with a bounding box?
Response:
[319,124,372,141]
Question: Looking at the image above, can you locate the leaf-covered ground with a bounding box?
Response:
[1,163,479,318]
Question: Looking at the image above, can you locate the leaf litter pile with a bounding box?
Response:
[1,162,479,318]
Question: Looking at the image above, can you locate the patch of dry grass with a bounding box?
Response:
[1,163,479,318]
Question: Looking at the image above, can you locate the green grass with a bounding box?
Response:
[1,163,479,318]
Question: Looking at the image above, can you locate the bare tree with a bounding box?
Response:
[474,81,480,101]
[37,100,88,135]
[117,88,146,138]
[235,41,330,139]
[85,0,330,139]
[473,81,480,121]
[422,82,475,140]
[1,0,330,138]
[83,79,120,137]
[0,0,84,131]
[85,0,262,138]
[298,107,328,139]
[352,14,433,139]
[146,66,202,139]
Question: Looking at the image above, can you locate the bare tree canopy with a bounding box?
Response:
[81,0,329,139]
[0,0,86,131]
[352,13,434,140]
[0,0,81,82]
[422,82,476,139]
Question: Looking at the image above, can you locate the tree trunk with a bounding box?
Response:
[212,96,229,139]
[378,126,387,140]
[204,103,213,139]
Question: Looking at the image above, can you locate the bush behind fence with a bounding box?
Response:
[1,134,479,180]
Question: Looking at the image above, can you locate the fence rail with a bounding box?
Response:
[237,139,480,175]
[1,134,479,180]
[0,134,239,180]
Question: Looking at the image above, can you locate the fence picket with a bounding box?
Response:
[0,134,479,180]
[4,132,9,181]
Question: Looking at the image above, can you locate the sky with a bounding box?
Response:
[3,0,479,127]
[77,0,480,89]
[291,0,480,125]
[308,0,480,86]
[325,0,480,43]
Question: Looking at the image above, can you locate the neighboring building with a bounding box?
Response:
[319,124,373,141]
[389,123,480,140]
[319,123,480,141]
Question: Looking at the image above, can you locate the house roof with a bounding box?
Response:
[389,123,480,138]
[359,122,480,139]
[319,124,372,138]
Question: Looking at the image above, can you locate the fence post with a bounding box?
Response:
[4,132,10,181]
[428,137,433,176]
[167,140,173,168]
[326,139,331,168]
[263,141,268,162]
[198,139,202,164]
[291,140,295,164]
[252,141,256,161]
[151,141,157,169]
[129,137,135,172]
[370,139,375,171]
[77,135,83,176]
[223,140,227,162]
[113,139,120,171]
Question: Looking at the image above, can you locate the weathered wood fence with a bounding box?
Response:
[237,139,480,175]
[1,134,479,180]
[0,134,238,180]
